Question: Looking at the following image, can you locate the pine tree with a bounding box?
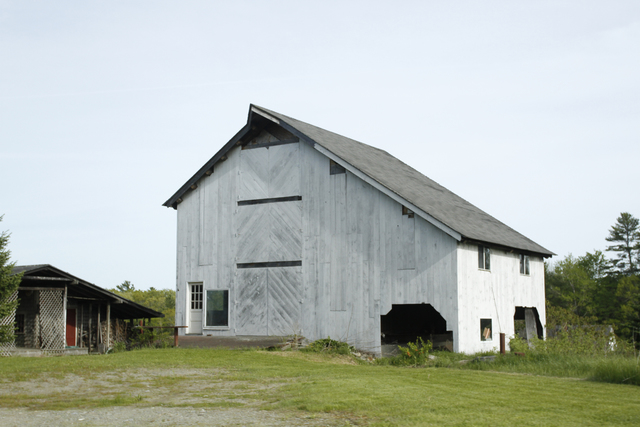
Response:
[0,216,22,344]
[605,212,640,276]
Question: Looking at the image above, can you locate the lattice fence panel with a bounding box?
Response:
[38,289,65,353]
[0,290,18,357]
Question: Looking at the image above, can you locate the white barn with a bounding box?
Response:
[164,105,553,354]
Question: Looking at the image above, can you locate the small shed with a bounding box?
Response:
[0,264,163,356]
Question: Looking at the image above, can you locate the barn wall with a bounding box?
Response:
[176,142,239,336]
[456,242,546,354]
[175,136,460,353]
[300,142,458,353]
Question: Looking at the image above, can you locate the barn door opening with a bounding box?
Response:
[514,307,543,344]
[188,283,203,334]
[381,304,453,351]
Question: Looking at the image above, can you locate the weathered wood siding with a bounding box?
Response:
[456,242,546,353]
[298,142,459,353]
[175,133,460,353]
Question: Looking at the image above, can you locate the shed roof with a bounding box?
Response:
[13,264,164,319]
[164,105,553,257]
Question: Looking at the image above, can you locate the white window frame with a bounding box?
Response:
[190,283,203,310]
[480,318,492,341]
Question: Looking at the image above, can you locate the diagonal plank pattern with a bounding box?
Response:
[270,201,302,261]
[239,147,269,200]
[269,144,299,198]
[236,268,268,335]
[237,204,272,263]
[268,267,302,336]
[236,138,302,335]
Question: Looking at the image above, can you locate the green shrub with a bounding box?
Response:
[509,325,628,357]
[303,337,354,355]
[381,337,433,366]
[112,341,127,353]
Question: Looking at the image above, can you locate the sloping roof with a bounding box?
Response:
[164,105,553,257]
[13,264,164,319]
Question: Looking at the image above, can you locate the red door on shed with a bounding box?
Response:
[66,309,76,346]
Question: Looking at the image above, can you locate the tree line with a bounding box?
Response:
[546,212,640,342]
[110,280,176,327]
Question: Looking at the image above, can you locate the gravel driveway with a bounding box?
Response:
[0,406,341,426]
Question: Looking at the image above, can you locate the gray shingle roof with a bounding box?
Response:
[166,105,553,257]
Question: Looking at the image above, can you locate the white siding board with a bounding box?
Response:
[270,201,302,261]
[269,144,300,198]
[236,204,271,263]
[239,147,269,200]
[399,215,416,270]
[317,263,330,338]
[217,150,237,292]
[268,267,302,335]
[236,268,268,335]
[330,173,347,311]
[455,242,545,354]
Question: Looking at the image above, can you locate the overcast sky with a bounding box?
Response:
[1,1,639,290]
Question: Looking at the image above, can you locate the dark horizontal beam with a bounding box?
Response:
[238,196,301,206]
[237,261,302,269]
[241,138,299,150]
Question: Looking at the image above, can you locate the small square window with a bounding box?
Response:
[480,319,492,341]
[520,254,530,275]
[478,245,490,270]
[206,290,229,327]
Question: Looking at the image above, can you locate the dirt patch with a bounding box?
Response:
[0,367,349,426]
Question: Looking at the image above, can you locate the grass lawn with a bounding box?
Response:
[1,348,639,426]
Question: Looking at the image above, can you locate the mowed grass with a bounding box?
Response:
[1,348,639,426]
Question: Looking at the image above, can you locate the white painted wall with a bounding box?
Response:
[456,242,546,354]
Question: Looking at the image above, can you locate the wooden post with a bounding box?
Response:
[88,304,92,354]
[106,303,111,350]
[500,333,506,355]
[63,285,67,349]
[80,306,84,348]
[97,304,101,350]
[174,327,179,347]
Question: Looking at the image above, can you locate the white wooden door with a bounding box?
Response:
[189,283,203,334]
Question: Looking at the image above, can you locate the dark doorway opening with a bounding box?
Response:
[381,304,453,351]
[514,307,543,341]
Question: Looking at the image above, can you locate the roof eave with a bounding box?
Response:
[14,264,165,318]
[460,237,555,258]
[162,123,252,209]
